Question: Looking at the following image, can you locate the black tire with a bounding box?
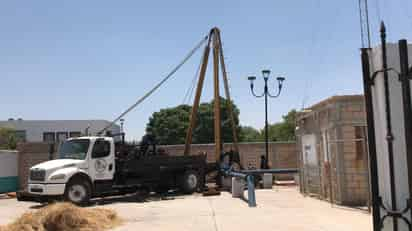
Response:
[181,170,200,194]
[64,179,92,205]
[16,191,27,201]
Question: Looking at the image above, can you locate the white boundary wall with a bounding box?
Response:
[0,150,18,178]
[369,43,412,230]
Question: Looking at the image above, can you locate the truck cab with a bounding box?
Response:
[25,136,115,204]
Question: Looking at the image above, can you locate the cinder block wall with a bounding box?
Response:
[161,142,297,180]
[17,142,56,190]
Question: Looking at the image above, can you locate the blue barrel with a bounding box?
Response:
[0,150,18,193]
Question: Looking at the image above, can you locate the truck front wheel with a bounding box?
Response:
[181,170,199,194]
[64,179,91,205]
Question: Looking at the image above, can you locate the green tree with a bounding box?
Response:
[146,104,191,145]
[0,127,17,150]
[146,98,241,145]
[266,109,297,141]
[239,126,262,142]
[7,134,17,150]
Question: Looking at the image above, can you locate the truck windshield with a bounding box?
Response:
[59,139,90,160]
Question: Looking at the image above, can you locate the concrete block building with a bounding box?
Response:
[296,95,370,206]
[0,119,120,143]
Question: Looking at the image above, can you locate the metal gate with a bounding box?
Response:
[301,134,321,195]
[361,22,412,231]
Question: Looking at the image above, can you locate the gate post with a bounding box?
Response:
[361,47,381,231]
[361,22,412,231]
[398,39,412,226]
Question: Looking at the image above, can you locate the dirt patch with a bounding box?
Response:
[0,202,122,231]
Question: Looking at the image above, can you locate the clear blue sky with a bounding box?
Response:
[1,0,412,141]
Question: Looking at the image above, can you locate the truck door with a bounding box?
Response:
[89,138,115,181]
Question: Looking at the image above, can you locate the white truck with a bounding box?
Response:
[17,136,207,205]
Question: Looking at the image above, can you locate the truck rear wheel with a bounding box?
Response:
[181,170,199,194]
[64,179,91,205]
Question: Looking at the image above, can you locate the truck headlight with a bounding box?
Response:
[50,173,66,180]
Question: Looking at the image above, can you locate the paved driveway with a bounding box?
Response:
[0,187,372,231]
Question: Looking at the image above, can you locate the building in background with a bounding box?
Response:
[0,119,120,143]
[296,95,370,206]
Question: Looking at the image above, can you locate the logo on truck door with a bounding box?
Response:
[95,159,107,173]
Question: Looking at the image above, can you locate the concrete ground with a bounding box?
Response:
[0,186,372,231]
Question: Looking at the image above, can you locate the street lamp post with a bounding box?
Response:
[248,70,285,169]
[120,118,125,133]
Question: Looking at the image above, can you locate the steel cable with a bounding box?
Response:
[182,52,203,105]
[98,35,209,135]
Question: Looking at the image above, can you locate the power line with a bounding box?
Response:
[302,0,345,109]
[359,0,372,48]
[375,0,382,22]
[400,0,412,26]
[300,0,321,110]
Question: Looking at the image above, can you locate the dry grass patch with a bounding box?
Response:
[0,202,122,231]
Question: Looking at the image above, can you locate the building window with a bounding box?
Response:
[355,126,366,160]
[56,132,68,143]
[69,131,81,138]
[13,130,26,142]
[43,132,55,143]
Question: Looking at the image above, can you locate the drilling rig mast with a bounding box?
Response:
[184,27,239,161]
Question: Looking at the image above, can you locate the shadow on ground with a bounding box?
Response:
[27,190,188,209]
[91,191,186,206]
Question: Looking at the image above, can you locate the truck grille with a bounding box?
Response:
[30,169,45,181]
